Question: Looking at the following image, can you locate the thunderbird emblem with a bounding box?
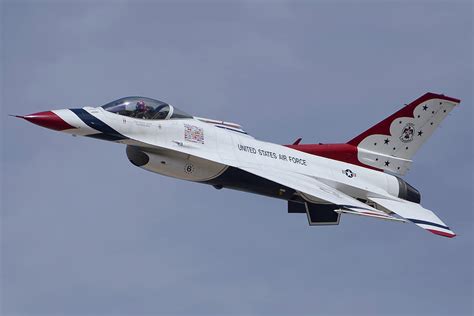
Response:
[400,123,415,143]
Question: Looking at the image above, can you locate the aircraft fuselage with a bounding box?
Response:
[54,107,404,204]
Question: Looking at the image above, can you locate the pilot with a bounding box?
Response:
[135,100,150,119]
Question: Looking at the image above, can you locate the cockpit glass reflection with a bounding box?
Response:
[101,97,192,120]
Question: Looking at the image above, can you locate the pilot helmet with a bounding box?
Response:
[136,100,146,111]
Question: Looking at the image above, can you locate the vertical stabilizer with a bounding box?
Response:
[347,93,460,175]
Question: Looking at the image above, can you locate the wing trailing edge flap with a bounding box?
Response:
[239,166,403,223]
[368,197,456,238]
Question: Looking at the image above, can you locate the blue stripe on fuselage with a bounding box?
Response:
[70,108,127,141]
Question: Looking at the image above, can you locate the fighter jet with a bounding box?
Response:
[15,92,460,238]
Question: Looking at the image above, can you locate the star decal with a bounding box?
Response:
[344,169,355,178]
[418,130,423,136]
[423,105,428,111]
[384,138,390,144]
[384,161,390,166]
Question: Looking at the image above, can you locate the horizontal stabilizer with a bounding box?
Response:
[369,197,456,238]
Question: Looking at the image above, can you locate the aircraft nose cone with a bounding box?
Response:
[16,111,76,131]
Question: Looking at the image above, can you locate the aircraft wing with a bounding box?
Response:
[239,166,403,222]
[368,197,456,238]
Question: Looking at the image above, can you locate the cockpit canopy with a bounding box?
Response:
[101,97,192,120]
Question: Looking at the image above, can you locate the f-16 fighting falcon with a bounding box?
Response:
[15,92,460,238]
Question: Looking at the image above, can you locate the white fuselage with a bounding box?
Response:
[19,93,460,238]
[57,107,402,202]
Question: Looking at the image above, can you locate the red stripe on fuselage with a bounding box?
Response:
[285,143,382,171]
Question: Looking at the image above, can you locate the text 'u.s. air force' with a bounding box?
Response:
[237,144,307,166]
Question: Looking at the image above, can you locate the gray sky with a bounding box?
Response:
[1,1,473,315]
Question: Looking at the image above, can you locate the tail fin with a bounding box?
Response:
[347,92,460,175]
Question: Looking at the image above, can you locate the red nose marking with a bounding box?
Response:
[18,111,76,131]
